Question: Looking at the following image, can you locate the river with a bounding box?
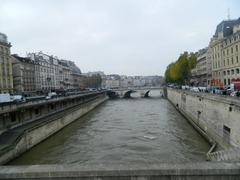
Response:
[9,90,210,165]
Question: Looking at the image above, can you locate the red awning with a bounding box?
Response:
[235,83,240,87]
[232,79,240,83]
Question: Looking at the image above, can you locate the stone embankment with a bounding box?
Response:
[0,91,108,164]
[166,88,240,161]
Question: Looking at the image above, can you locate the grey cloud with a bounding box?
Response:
[0,0,239,75]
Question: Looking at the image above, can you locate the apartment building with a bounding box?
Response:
[191,48,208,86]
[0,33,13,93]
[28,52,83,93]
[210,18,240,86]
[12,55,36,96]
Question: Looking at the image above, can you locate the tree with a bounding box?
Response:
[164,51,196,84]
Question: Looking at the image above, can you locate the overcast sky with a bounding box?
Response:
[0,0,239,76]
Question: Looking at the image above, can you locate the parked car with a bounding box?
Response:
[198,87,207,92]
[11,95,25,102]
[181,85,190,90]
[214,88,225,95]
[25,96,45,102]
[46,92,57,100]
[224,86,233,95]
[190,87,200,92]
[230,91,240,97]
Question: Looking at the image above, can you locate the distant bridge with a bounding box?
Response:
[107,87,163,99]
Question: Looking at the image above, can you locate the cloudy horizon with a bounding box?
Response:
[1,0,239,76]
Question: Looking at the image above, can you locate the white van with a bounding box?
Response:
[0,94,12,103]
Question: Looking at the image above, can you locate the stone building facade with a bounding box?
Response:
[71,73,85,90]
[27,52,83,93]
[28,52,58,93]
[103,75,162,89]
[209,18,240,87]
[12,55,36,96]
[191,48,208,86]
[0,33,13,93]
[206,48,213,85]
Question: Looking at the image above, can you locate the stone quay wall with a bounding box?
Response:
[0,93,108,164]
[167,88,240,161]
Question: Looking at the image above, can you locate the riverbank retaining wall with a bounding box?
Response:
[167,88,240,160]
[0,94,108,165]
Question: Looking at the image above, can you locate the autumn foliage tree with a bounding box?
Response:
[164,52,196,84]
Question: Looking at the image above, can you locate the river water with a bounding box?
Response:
[9,90,210,165]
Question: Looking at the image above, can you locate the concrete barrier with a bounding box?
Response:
[1,162,240,179]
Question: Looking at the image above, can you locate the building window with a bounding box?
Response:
[224,60,226,66]
[236,45,239,52]
[35,109,39,115]
[227,59,229,65]
[232,58,234,64]
[231,48,233,54]
[223,71,226,76]
[224,79,227,85]
[237,69,240,74]
[227,49,229,55]
[237,56,239,63]
[227,70,230,75]
[231,69,234,75]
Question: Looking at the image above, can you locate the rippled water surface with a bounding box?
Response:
[9,90,210,165]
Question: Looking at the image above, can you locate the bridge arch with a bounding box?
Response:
[123,90,135,98]
[144,90,151,98]
[106,90,119,99]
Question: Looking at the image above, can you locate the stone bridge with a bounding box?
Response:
[107,87,163,98]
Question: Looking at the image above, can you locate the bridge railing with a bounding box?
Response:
[1,162,240,179]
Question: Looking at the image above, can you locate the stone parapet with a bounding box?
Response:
[0,162,240,179]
